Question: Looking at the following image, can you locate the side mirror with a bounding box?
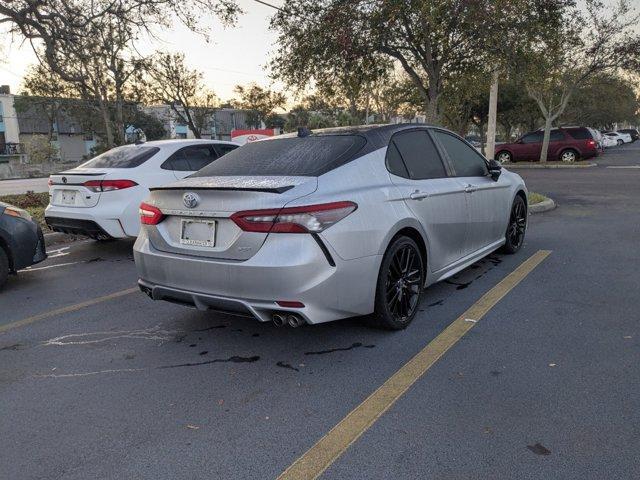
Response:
[488,159,502,181]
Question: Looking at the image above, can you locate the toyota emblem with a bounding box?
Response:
[183,192,200,209]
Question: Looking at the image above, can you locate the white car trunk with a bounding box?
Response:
[49,168,108,208]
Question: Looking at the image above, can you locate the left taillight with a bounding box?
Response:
[139,202,164,225]
[83,180,138,192]
[231,201,357,234]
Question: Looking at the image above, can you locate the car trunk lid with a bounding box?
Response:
[49,168,108,208]
[146,175,318,261]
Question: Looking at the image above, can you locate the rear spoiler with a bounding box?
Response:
[149,185,294,194]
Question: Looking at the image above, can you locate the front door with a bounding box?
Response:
[432,130,510,254]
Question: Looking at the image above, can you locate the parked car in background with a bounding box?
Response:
[586,127,605,152]
[45,139,239,240]
[604,131,632,146]
[617,128,639,142]
[601,134,618,148]
[0,201,47,289]
[134,124,528,330]
[495,127,599,163]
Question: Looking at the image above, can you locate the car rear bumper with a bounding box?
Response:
[133,228,382,324]
[45,205,127,238]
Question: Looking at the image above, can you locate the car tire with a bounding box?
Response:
[560,149,578,162]
[501,196,527,254]
[0,247,9,290]
[369,236,425,330]
[496,151,513,163]
[617,139,623,146]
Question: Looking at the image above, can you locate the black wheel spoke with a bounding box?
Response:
[385,244,423,322]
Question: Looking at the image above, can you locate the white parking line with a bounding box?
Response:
[20,261,81,272]
[606,165,640,169]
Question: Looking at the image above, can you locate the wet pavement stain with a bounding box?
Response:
[428,299,445,307]
[490,370,502,376]
[252,333,260,337]
[199,351,208,356]
[194,325,228,332]
[189,344,197,347]
[0,343,24,351]
[445,279,473,290]
[305,342,375,356]
[159,355,260,369]
[85,257,105,263]
[276,361,299,372]
[527,443,551,456]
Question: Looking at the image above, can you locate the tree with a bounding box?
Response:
[233,83,286,129]
[559,73,639,129]
[514,0,640,161]
[145,53,219,139]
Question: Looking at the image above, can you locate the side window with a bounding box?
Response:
[385,141,409,177]
[550,130,565,141]
[215,144,239,157]
[521,132,543,144]
[389,130,447,180]
[433,131,488,177]
[162,146,218,172]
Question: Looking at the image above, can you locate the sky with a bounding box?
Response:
[0,0,283,101]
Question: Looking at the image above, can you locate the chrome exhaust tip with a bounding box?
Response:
[287,314,305,328]
[272,313,286,327]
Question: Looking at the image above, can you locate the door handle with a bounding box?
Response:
[409,191,430,200]
[464,184,477,193]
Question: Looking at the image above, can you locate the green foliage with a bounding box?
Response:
[233,83,286,129]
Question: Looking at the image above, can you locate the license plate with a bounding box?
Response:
[60,190,76,206]
[180,219,216,247]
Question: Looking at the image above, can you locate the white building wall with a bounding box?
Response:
[0,94,21,143]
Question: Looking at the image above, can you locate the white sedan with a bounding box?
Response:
[604,131,632,146]
[45,139,239,239]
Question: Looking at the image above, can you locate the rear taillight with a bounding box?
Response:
[231,201,357,234]
[587,139,596,148]
[83,180,138,192]
[139,202,165,225]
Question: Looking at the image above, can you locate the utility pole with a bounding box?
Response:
[485,69,499,160]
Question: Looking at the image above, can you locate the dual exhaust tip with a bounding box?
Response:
[273,312,305,328]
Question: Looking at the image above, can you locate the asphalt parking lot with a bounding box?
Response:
[2,144,639,480]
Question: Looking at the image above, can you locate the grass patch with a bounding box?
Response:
[0,191,50,232]
[528,192,547,205]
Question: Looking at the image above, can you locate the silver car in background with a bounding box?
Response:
[134,125,528,330]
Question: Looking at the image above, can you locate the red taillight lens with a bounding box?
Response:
[83,180,138,192]
[139,202,165,225]
[587,139,596,147]
[231,201,357,234]
[276,300,305,308]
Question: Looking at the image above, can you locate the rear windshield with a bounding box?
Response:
[79,145,160,169]
[191,135,367,177]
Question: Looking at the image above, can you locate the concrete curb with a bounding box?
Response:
[506,162,597,169]
[529,198,556,214]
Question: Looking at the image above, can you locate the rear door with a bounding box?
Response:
[518,132,543,160]
[432,130,510,254]
[385,129,470,272]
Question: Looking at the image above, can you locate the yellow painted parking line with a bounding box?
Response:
[0,287,138,334]
[277,249,551,480]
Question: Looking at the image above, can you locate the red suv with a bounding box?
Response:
[495,127,599,162]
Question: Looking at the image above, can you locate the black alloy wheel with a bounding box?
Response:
[502,196,527,254]
[371,236,425,329]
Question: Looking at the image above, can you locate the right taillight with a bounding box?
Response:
[231,201,357,233]
[139,202,165,225]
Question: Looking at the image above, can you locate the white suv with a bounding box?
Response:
[45,139,238,239]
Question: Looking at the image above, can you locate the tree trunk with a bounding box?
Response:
[485,70,499,160]
[540,116,553,162]
[424,97,439,124]
[98,101,114,149]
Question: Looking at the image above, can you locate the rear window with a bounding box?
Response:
[79,145,160,169]
[191,135,366,177]
[566,128,593,140]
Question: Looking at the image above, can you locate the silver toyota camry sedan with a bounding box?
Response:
[134,125,527,330]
